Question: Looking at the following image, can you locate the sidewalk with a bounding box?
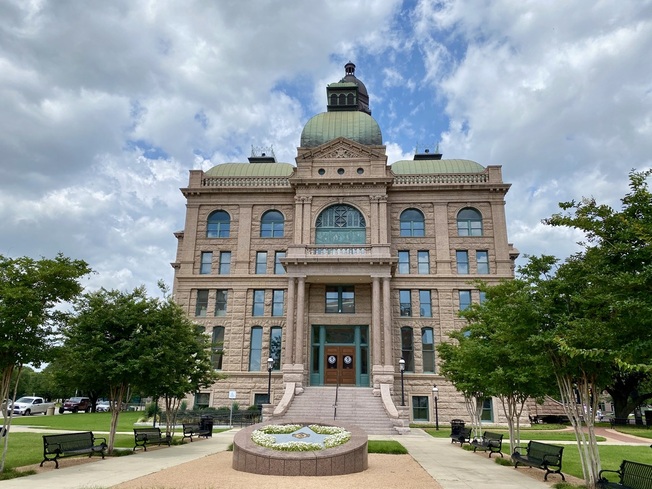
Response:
[2,427,649,488]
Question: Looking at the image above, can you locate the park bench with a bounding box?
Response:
[511,440,565,481]
[182,422,211,442]
[133,427,172,451]
[597,460,652,489]
[450,426,472,445]
[470,431,504,458]
[41,431,107,469]
[610,417,636,428]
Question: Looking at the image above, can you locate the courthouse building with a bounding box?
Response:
[171,63,519,424]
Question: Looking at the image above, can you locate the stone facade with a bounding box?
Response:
[171,65,519,425]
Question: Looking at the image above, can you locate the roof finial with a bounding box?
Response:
[345,61,356,76]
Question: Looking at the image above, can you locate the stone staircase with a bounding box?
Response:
[275,386,397,435]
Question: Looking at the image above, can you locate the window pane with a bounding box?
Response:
[249,327,263,371]
[422,328,435,373]
[272,290,284,316]
[219,251,231,274]
[315,205,366,244]
[274,251,286,274]
[401,327,414,371]
[417,251,430,274]
[459,290,472,311]
[419,290,432,317]
[200,252,212,274]
[398,251,410,274]
[261,210,284,238]
[481,398,493,421]
[412,395,429,421]
[399,290,412,317]
[325,289,339,313]
[456,250,469,274]
[215,289,227,317]
[255,251,267,274]
[341,288,355,313]
[211,326,224,370]
[457,208,482,237]
[325,286,355,314]
[270,327,282,370]
[400,209,425,237]
[207,211,230,238]
[253,290,265,316]
[195,289,208,317]
[477,250,489,274]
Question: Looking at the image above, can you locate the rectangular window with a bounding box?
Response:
[272,290,284,316]
[459,290,472,311]
[200,252,212,274]
[456,250,469,274]
[249,327,263,371]
[194,392,210,409]
[219,251,231,274]
[255,251,267,274]
[215,289,227,317]
[401,327,414,372]
[325,286,355,313]
[399,290,412,317]
[195,289,208,317]
[417,251,430,274]
[419,290,432,317]
[412,395,429,421]
[211,326,224,370]
[477,250,489,274]
[270,326,282,370]
[479,291,487,304]
[252,290,265,316]
[481,398,494,422]
[422,327,435,373]
[397,250,410,274]
[274,251,286,274]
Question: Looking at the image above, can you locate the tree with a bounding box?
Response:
[137,285,220,435]
[544,169,652,420]
[0,253,91,472]
[457,277,556,453]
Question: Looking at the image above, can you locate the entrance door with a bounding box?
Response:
[324,346,356,385]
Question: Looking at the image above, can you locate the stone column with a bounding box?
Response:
[293,197,303,245]
[369,196,379,244]
[285,277,296,365]
[382,276,392,365]
[302,197,312,244]
[235,205,253,273]
[434,203,451,273]
[490,201,511,275]
[295,276,306,365]
[378,195,388,244]
[371,276,381,364]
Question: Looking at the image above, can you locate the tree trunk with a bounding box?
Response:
[108,383,128,454]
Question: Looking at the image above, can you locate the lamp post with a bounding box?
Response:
[399,358,405,406]
[266,357,274,404]
[432,385,439,431]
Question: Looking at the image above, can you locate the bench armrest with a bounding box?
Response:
[511,446,526,454]
[93,436,107,445]
[597,468,620,479]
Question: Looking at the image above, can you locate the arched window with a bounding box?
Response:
[339,94,346,105]
[207,210,230,238]
[261,210,284,238]
[400,209,425,237]
[315,204,366,244]
[401,327,414,372]
[211,327,224,370]
[330,94,338,106]
[422,328,435,373]
[347,93,354,105]
[249,326,263,371]
[457,208,483,236]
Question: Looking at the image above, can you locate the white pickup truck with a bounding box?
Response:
[12,396,55,416]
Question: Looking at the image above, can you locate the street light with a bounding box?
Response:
[432,385,439,431]
[266,357,274,404]
[399,358,405,406]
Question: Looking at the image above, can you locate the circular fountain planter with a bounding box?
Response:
[232,419,368,476]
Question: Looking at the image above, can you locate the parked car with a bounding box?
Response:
[12,396,55,416]
[96,400,112,412]
[59,396,92,414]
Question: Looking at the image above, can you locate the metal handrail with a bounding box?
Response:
[333,375,340,420]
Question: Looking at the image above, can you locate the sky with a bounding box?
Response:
[1,0,651,296]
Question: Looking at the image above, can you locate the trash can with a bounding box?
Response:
[450,419,465,437]
[46,406,55,416]
[200,415,214,437]
[645,411,652,428]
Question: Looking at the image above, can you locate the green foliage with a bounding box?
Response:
[146,402,161,418]
[367,440,408,454]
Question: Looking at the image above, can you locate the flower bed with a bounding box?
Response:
[251,424,351,451]
[232,419,368,476]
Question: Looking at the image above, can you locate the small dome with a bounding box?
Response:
[300,111,382,148]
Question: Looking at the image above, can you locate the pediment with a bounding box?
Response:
[297,137,384,161]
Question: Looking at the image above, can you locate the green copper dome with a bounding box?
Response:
[204,162,294,177]
[391,159,485,174]
[300,111,382,148]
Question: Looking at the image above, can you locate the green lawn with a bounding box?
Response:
[8,411,148,432]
